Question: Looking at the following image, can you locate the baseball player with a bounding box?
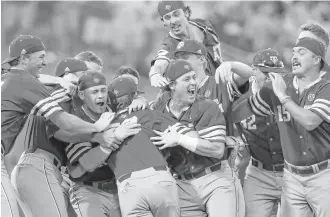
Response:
[1,35,112,217]
[149,1,223,88]
[245,37,330,217]
[113,66,140,85]
[296,22,330,80]
[59,71,138,217]
[151,59,244,217]
[69,76,195,217]
[230,49,286,217]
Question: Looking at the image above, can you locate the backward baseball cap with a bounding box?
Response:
[158,1,185,17]
[164,59,195,82]
[252,48,285,73]
[1,35,45,65]
[108,77,144,98]
[55,58,88,77]
[174,40,207,58]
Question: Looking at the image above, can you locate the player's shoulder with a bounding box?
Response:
[192,96,221,113]
[190,18,215,31]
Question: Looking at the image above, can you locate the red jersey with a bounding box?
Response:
[1,69,63,155]
[249,75,330,166]
[155,97,226,175]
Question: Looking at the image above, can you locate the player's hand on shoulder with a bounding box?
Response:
[128,96,148,114]
[94,112,116,132]
[114,120,141,142]
[215,61,232,84]
[150,73,169,88]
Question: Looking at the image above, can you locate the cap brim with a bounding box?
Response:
[137,90,145,95]
[1,57,18,65]
[321,59,330,73]
[255,66,286,73]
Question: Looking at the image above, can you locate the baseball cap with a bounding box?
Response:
[294,37,330,71]
[252,48,285,73]
[78,71,106,91]
[1,35,45,65]
[174,40,207,58]
[55,58,88,77]
[164,59,194,81]
[158,1,185,17]
[108,77,144,98]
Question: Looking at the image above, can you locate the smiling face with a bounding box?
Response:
[291,46,319,76]
[79,84,108,115]
[25,50,47,76]
[162,9,189,37]
[170,71,197,106]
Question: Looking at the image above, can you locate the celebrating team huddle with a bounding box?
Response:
[1,1,330,217]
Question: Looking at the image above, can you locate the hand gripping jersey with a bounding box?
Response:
[232,79,283,165]
[249,74,330,166]
[106,109,193,179]
[65,106,115,182]
[151,19,223,76]
[154,97,227,175]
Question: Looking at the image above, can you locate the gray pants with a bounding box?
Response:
[244,162,282,217]
[11,151,68,217]
[177,160,245,217]
[117,167,180,217]
[70,182,121,217]
[281,160,330,217]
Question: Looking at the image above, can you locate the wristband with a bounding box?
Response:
[280,96,292,105]
[99,146,112,155]
[178,135,198,152]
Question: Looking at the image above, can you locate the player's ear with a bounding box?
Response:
[313,54,321,66]
[20,54,30,66]
[78,90,84,101]
[169,81,176,91]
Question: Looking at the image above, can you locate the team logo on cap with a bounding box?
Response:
[113,89,119,96]
[64,67,70,72]
[308,94,315,102]
[165,5,172,11]
[177,41,184,50]
[21,49,27,55]
[93,77,100,84]
[270,56,278,64]
[184,65,190,70]
[204,90,211,98]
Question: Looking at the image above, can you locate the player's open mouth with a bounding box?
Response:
[96,102,105,107]
[171,23,181,32]
[187,87,196,96]
[292,61,301,70]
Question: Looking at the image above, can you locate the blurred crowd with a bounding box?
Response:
[2,1,330,100]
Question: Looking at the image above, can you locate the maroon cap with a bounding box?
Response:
[164,59,194,81]
[294,37,330,71]
[158,1,185,17]
[55,58,88,77]
[78,71,106,91]
[1,35,45,65]
[108,77,144,98]
[174,40,207,58]
[252,48,285,73]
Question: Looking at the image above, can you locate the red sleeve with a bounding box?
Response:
[195,101,226,143]
[309,82,330,123]
[248,82,274,117]
[151,36,175,66]
[19,80,63,120]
